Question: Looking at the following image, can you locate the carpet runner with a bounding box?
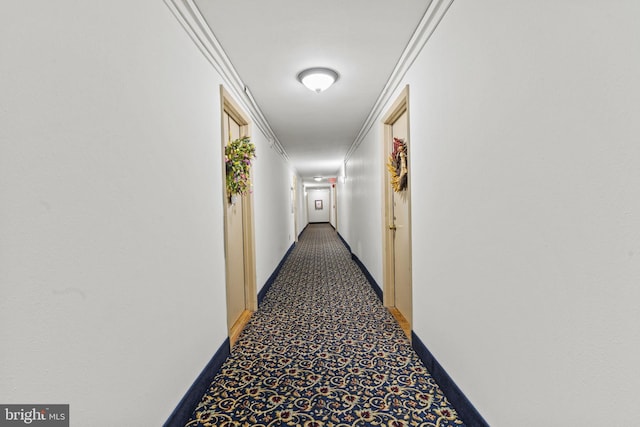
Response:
[186,223,465,427]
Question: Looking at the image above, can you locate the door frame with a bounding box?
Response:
[381,85,412,325]
[220,86,257,339]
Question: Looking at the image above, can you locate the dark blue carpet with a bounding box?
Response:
[186,224,465,427]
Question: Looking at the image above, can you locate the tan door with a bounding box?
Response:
[382,86,412,338]
[223,111,246,331]
[332,184,338,231]
[221,87,257,346]
[292,175,298,242]
[391,110,412,326]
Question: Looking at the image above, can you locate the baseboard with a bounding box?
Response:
[336,232,382,302]
[166,242,298,426]
[412,332,489,427]
[298,223,309,240]
[258,241,296,305]
[337,232,485,425]
[351,253,383,302]
[336,232,351,253]
[163,338,230,427]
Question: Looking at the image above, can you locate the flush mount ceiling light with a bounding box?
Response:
[313,176,323,182]
[297,67,339,93]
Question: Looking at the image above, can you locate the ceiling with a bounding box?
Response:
[194,0,431,186]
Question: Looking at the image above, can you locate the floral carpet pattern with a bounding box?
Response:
[186,224,465,427]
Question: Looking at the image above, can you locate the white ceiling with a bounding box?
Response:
[194,0,430,185]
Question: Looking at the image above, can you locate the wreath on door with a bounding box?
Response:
[387,137,408,192]
[225,136,256,202]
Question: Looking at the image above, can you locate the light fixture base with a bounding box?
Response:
[297,67,339,93]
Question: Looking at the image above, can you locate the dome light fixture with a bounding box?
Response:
[313,176,323,182]
[297,67,339,93]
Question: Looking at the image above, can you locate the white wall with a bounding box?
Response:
[252,136,296,290]
[338,129,384,284]
[340,1,640,425]
[0,1,293,424]
[307,188,331,223]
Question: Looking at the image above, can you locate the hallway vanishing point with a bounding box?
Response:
[186,224,465,427]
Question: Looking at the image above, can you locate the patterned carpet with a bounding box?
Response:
[186,224,465,427]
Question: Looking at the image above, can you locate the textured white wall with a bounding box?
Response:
[341,1,640,425]
[0,0,294,424]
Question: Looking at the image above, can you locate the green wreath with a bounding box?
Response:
[225,136,256,200]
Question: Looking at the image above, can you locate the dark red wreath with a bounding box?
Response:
[387,137,408,192]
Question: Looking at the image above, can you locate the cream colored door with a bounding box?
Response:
[223,111,246,332]
[221,87,256,347]
[382,86,412,339]
[391,110,412,327]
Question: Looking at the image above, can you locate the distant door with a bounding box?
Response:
[221,87,256,345]
[383,86,412,336]
[331,184,338,231]
[292,175,298,242]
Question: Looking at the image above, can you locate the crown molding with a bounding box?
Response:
[345,0,455,162]
[163,0,290,164]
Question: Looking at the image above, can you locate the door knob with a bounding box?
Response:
[388,225,397,230]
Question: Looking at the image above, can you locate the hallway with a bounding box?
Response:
[186,224,463,427]
[3,2,640,426]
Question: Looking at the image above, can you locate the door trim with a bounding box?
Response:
[381,85,412,332]
[220,86,257,344]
